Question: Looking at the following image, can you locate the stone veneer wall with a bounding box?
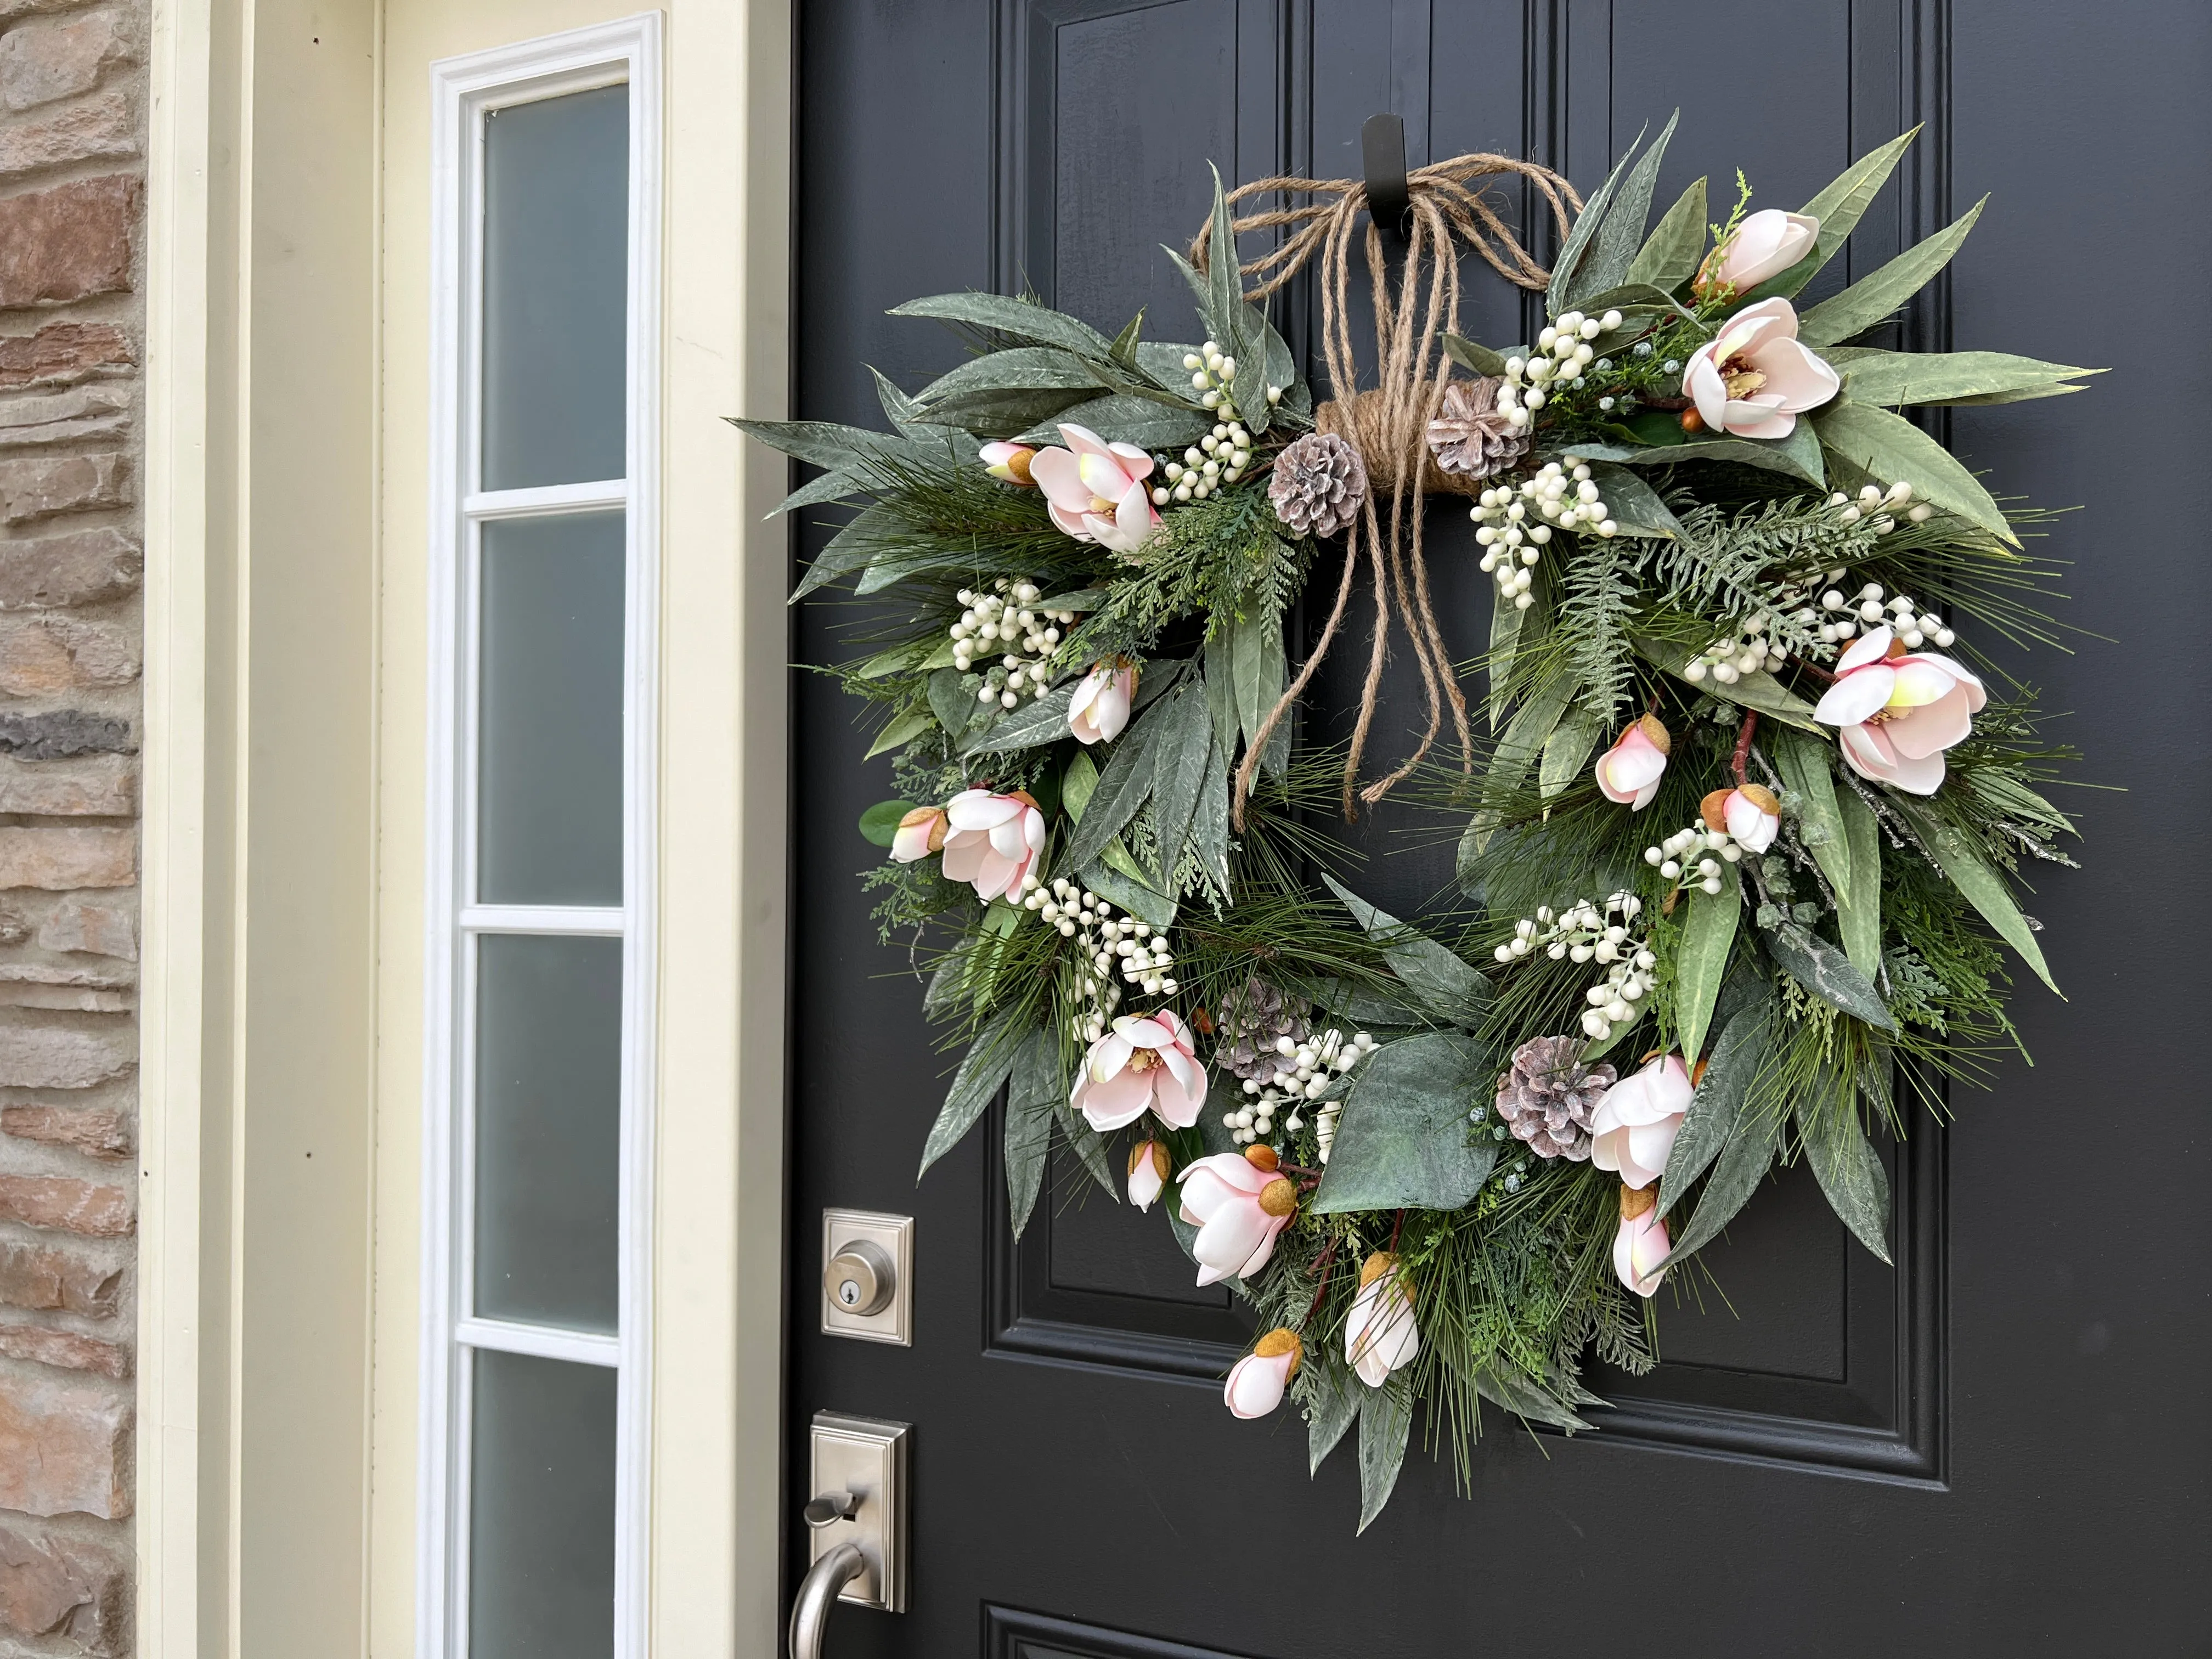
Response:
[0,0,146,1652]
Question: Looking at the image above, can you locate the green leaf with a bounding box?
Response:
[1890,797,2057,992]
[1081,853,1178,929]
[1582,424,1825,486]
[1623,174,1707,293]
[1812,396,2015,545]
[961,684,1075,755]
[917,1009,1024,1178]
[1571,111,1680,306]
[927,665,984,744]
[1004,1030,1061,1239]
[1062,712,1160,873]
[1474,1359,1591,1433]
[1658,995,1771,1220]
[792,501,907,601]
[914,345,1110,409]
[1322,875,1492,1029]
[1630,636,1824,732]
[1799,128,1919,269]
[1229,600,1289,779]
[1462,667,1578,867]
[1310,1031,1496,1214]
[1356,1380,1412,1534]
[1060,748,1099,822]
[1440,332,1509,377]
[1547,123,1643,317]
[1660,1092,1780,1265]
[1835,788,1883,980]
[1796,1093,1892,1263]
[1192,735,1231,892]
[1674,872,1741,1065]
[769,466,870,516]
[1485,577,1539,731]
[857,799,917,848]
[1797,196,1986,348]
[1579,1005,1646,1065]
[729,416,888,471]
[1307,1363,1360,1476]
[1773,727,1855,907]
[1539,707,1604,800]
[888,291,1116,358]
[1203,633,1241,756]
[1147,685,1216,882]
[1764,921,1897,1030]
[1135,340,1205,396]
[863,708,932,760]
[1107,307,1144,366]
[1833,348,2100,408]
[1017,393,1209,450]
[1581,460,1683,539]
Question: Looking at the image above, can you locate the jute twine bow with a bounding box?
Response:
[1191,155,1582,826]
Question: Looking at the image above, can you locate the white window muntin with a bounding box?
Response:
[423,17,661,1659]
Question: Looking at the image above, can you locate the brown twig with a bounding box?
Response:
[1301,1238,1340,1326]
[1730,709,1758,786]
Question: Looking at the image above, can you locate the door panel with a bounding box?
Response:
[791,1,2208,1651]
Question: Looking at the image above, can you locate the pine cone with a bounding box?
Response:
[1494,1036,1616,1161]
[1426,376,1530,480]
[1215,976,1314,1082]
[1268,432,1367,539]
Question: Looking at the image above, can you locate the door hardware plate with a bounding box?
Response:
[820,1209,914,1345]
[808,1412,909,1612]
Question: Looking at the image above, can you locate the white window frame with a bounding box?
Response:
[421,17,662,1659]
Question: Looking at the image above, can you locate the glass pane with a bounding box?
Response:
[481,83,629,490]
[469,1350,617,1659]
[474,933,622,1330]
[477,512,624,906]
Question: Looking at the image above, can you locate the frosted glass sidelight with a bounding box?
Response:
[481,83,629,489]
[474,933,622,1331]
[469,1350,617,1659]
[477,512,624,906]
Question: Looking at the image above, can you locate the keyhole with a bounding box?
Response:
[839,1280,861,1306]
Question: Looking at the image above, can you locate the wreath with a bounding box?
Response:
[742,117,2094,1529]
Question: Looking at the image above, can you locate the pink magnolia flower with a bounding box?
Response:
[1702,208,1820,294]
[1070,1011,1206,1132]
[1028,423,1160,554]
[1683,298,1841,440]
[1590,1053,1692,1189]
[887,804,948,864]
[1594,714,1671,809]
[1224,1328,1302,1419]
[1812,625,1986,795]
[979,441,1037,484]
[1178,1149,1298,1286]
[1703,783,1781,853]
[1344,1252,1420,1387]
[1068,659,1137,745]
[938,788,1045,901]
[1127,1138,1171,1213]
[1615,1184,1669,1298]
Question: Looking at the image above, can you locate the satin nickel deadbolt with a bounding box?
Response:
[820,1210,913,1344]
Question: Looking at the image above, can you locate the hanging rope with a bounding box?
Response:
[1192,155,1582,825]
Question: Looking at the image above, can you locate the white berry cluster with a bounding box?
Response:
[952,579,1076,709]
[1156,416,1256,504]
[1643,820,1743,895]
[1828,478,1932,535]
[1223,1027,1377,1147]
[1814,579,1955,650]
[1023,876,1178,1036]
[1684,613,1791,684]
[1471,459,1617,611]
[1494,893,1654,1042]
[1181,338,1283,422]
[1495,308,1627,427]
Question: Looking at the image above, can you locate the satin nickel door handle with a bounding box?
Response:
[787,1541,866,1659]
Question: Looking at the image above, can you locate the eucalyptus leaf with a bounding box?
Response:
[1441,332,1509,377]
[961,684,1076,754]
[1582,461,1683,539]
[864,708,932,759]
[1229,601,1289,778]
[1797,196,1986,348]
[1310,1031,1496,1214]
[1813,396,2015,545]
[1835,348,2100,408]
[1018,393,1209,450]
[1623,174,1707,293]
[1890,797,2057,991]
[1539,707,1604,800]
[1062,713,1160,872]
[1630,636,1824,732]
[1148,685,1216,879]
[1322,875,1492,1029]
[1764,921,1897,1030]
[857,799,916,848]
[1572,111,1679,306]
[1657,996,1771,1220]
[913,345,1111,409]
[927,665,983,743]
[1004,1030,1061,1239]
[1773,726,1854,906]
[1674,872,1741,1065]
[1835,787,1883,979]
[1796,1093,1892,1263]
[889,291,1117,357]
[1356,1384,1413,1534]
[1660,1095,1780,1265]
[1307,1363,1360,1476]
[917,1009,1024,1178]
[1475,1360,1592,1432]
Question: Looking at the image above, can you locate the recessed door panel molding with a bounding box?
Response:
[975,0,1950,1477]
[987,1605,1262,1659]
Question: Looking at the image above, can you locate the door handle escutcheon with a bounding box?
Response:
[787,1541,866,1659]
